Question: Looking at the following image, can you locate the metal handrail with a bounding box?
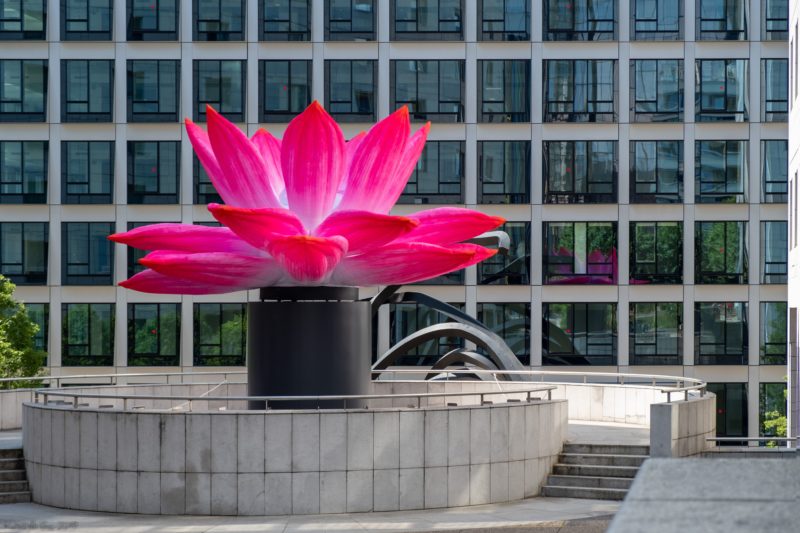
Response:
[0,370,247,388]
[706,437,798,443]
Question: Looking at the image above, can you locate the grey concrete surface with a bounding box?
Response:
[567,421,649,446]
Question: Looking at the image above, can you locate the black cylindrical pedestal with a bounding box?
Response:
[247,287,371,409]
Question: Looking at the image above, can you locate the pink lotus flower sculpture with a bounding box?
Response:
[111,103,504,294]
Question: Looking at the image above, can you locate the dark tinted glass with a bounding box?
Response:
[631,0,682,40]
[761,221,787,284]
[194,155,223,204]
[326,60,376,122]
[707,383,747,440]
[697,0,747,40]
[544,222,617,284]
[326,0,375,40]
[543,141,617,204]
[695,59,748,122]
[478,141,530,204]
[61,59,113,122]
[61,0,112,40]
[629,302,682,365]
[259,60,311,122]
[630,140,682,203]
[478,60,530,123]
[760,302,787,365]
[61,303,114,366]
[193,303,246,366]
[762,59,788,122]
[477,302,530,365]
[761,140,787,203]
[630,222,683,284]
[399,141,465,205]
[61,222,114,285]
[695,221,748,284]
[544,303,617,365]
[392,0,463,40]
[61,141,114,204]
[696,303,748,364]
[695,140,747,203]
[260,0,310,40]
[0,59,46,122]
[128,303,180,366]
[0,221,48,285]
[477,222,530,285]
[763,0,788,40]
[631,59,682,122]
[388,302,465,365]
[544,60,616,122]
[127,60,180,122]
[194,0,245,41]
[478,0,529,41]
[392,60,464,123]
[193,60,245,122]
[127,0,178,40]
[0,140,47,203]
[127,141,180,204]
[0,0,46,39]
[544,0,615,40]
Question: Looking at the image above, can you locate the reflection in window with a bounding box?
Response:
[478,60,529,123]
[762,59,788,122]
[0,222,48,285]
[193,303,246,366]
[127,141,179,205]
[695,221,747,284]
[695,140,747,203]
[760,383,787,442]
[761,221,787,284]
[543,0,615,40]
[61,222,114,285]
[631,0,682,40]
[61,303,114,366]
[543,141,616,204]
[194,155,222,204]
[477,222,529,285]
[399,141,464,205]
[477,303,530,365]
[760,302,787,365]
[0,141,47,204]
[128,303,180,366]
[194,0,244,41]
[127,0,178,40]
[126,222,147,278]
[631,59,682,122]
[0,0,46,39]
[25,303,48,354]
[478,141,529,204]
[707,383,747,441]
[326,60,376,122]
[761,140,787,203]
[629,302,682,365]
[127,60,180,122]
[478,0,529,41]
[544,60,616,123]
[0,59,47,122]
[326,0,375,41]
[259,0,310,40]
[763,0,788,40]
[193,60,245,122]
[544,303,617,365]
[392,0,463,41]
[259,60,311,123]
[697,0,747,40]
[696,302,748,364]
[630,140,682,204]
[61,60,113,123]
[630,222,682,284]
[61,141,114,204]
[61,0,112,40]
[544,222,617,285]
[695,59,748,122]
[392,60,464,123]
[388,302,465,366]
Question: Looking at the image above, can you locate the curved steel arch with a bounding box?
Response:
[423,349,501,381]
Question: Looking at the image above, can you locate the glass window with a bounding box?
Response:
[477,303,530,365]
[544,303,617,365]
[392,60,464,123]
[478,60,530,123]
[127,60,179,122]
[259,0,310,41]
[478,0,529,41]
[392,0,463,41]
[762,59,788,122]
[707,383,747,440]
[61,141,114,204]
[325,60,376,122]
[763,0,788,40]
[543,141,617,204]
[629,302,682,365]
[0,59,46,122]
[194,0,244,41]
[193,155,222,204]
[695,221,748,284]
[544,222,617,285]
[543,0,615,40]
[477,222,530,285]
[259,60,311,123]
[388,302,465,365]
[62,303,114,366]
[61,222,114,285]
[25,302,48,354]
[128,303,180,366]
[761,221,787,284]
[759,383,787,442]
[61,0,112,40]
[127,141,180,205]
[193,303,246,366]
[630,222,682,284]
[695,140,747,203]
[193,60,245,122]
[544,60,616,123]
[695,302,748,364]
[695,59,748,122]
[761,140,787,203]
[696,0,747,40]
[61,60,113,123]
[631,0,682,40]
[127,0,178,40]
[0,222,47,285]
[631,59,682,122]
[630,140,682,203]
[0,140,47,204]
[399,140,464,205]
[326,0,375,41]
[760,302,787,365]
[126,221,147,279]
[478,141,529,204]
[0,0,46,39]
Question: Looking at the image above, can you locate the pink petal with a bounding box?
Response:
[108,223,259,255]
[315,210,419,253]
[377,122,430,211]
[281,101,346,229]
[397,208,506,245]
[120,269,252,295]
[140,250,284,286]
[266,235,348,283]
[205,106,282,209]
[186,118,227,197]
[332,243,497,286]
[338,107,410,213]
[208,203,305,252]
[251,128,286,201]
[346,131,367,165]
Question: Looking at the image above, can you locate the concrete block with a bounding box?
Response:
[508,460,524,501]
[650,403,678,458]
[292,472,320,514]
[265,414,292,472]
[186,415,211,473]
[320,471,347,514]
[374,411,400,469]
[447,408,470,466]
[237,414,265,473]
[292,413,320,472]
[79,468,98,511]
[424,466,447,508]
[399,411,424,468]
[374,469,400,512]
[447,465,470,507]
[470,408,490,464]
[538,405,551,457]
[524,404,539,460]
[237,473,266,516]
[117,413,138,471]
[40,409,51,466]
[508,406,525,462]
[137,472,161,514]
[210,473,237,515]
[50,466,65,508]
[211,415,237,473]
[64,468,79,509]
[490,461,510,503]
[186,473,211,515]
[51,410,65,467]
[320,413,347,471]
[97,470,116,513]
[161,414,186,473]
[399,468,424,510]
[64,412,80,468]
[79,412,98,470]
[469,463,491,505]
[97,413,117,470]
[424,409,448,467]
[347,412,373,470]
[137,414,161,472]
[158,472,185,515]
[265,473,292,515]
[116,471,137,514]
[346,470,373,512]
[490,407,509,462]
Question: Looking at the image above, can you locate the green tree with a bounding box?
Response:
[761,381,788,448]
[0,275,45,388]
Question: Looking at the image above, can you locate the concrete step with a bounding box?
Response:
[0,491,30,504]
[0,470,26,482]
[558,453,647,467]
[0,458,23,471]
[563,443,650,456]
[546,474,634,490]
[541,484,628,501]
[0,449,23,460]
[0,480,28,493]
[552,463,640,478]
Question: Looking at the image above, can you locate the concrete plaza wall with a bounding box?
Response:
[649,394,717,458]
[0,389,32,430]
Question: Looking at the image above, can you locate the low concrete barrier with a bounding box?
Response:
[649,394,716,457]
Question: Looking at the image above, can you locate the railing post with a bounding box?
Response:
[72,396,78,408]
[667,391,671,403]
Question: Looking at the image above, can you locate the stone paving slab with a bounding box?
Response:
[567,422,649,447]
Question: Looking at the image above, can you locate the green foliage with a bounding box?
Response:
[0,275,45,389]
[762,382,788,448]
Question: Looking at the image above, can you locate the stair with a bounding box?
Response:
[542,443,649,501]
[0,449,30,504]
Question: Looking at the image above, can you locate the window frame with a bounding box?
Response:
[629,302,683,365]
[695,59,749,122]
[258,59,311,123]
[60,0,113,40]
[543,59,617,123]
[477,0,530,41]
[629,221,683,284]
[391,0,464,41]
[630,59,683,122]
[543,140,617,204]
[477,59,530,123]
[193,155,223,204]
[0,59,47,122]
[193,303,247,366]
[126,0,179,41]
[325,0,376,41]
[695,302,748,365]
[708,382,748,440]
[61,221,114,286]
[61,141,114,204]
[762,58,788,122]
[477,222,530,285]
[398,140,465,205]
[696,0,747,41]
[0,221,48,285]
[127,302,181,367]
[695,140,748,204]
[0,0,46,40]
[629,140,683,204]
[193,0,245,41]
[61,302,115,367]
[695,221,748,285]
[259,0,310,41]
[26,302,48,355]
[631,0,683,40]
[127,141,180,205]
[762,0,789,40]
[60,59,114,123]
[0,140,47,204]
[325,59,377,123]
[761,140,788,203]
[192,59,246,123]
[543,0,616,41]
[127,59,180,123]
[478,140,530,204]
[760,221,787,284]
[760,302,787,365]
[543,222,618,285]
[543,302,618,366]
[391,59,464,123]
[477,302,531,365]
[388,302,465,366]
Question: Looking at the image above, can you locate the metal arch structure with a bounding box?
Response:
[423,349,501,381]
